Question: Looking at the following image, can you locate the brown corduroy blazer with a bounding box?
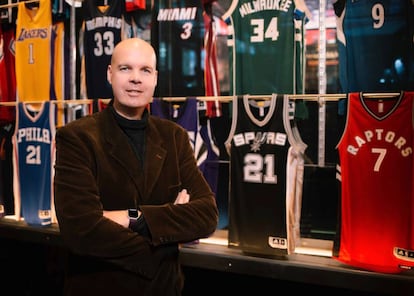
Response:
[54,106,218,296]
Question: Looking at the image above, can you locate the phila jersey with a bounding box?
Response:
[334,92,414,273]
[334,0,414,92]
[12,102,56,226]
[151,0,205,97]
[15,0,55,102]
[225,94,306,256]
[79,0,125,99]
[222,0,307,95]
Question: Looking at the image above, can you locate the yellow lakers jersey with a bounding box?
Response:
[15,0,54,103]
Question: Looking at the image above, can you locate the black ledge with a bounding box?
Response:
[179,241,414,295]
[0,219,413,295]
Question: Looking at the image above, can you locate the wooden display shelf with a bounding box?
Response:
[0,218,413,295]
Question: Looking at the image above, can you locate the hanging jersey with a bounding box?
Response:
[12,101,56,226]
[125,0,146,12]
[151,97,199,151]
[222,0,304,95]
[197,99,220,196]
[151,0,205,97]
[224,94,306,256]
[334,91,414,273]
[286,97,307,250]
[79,0,126,100]
[333,0,348,93]
[15,0,55,103]
[0,122,15,217]
[65,100,93,124]
[293,4,308,95]
[292,4,310,119]
[3,27,16,101]
[97,99,110,112]
[0,26,5,97]
[198,117,220,196]
[203,4,222,118]
[53,21,66,127]
[150,97,220,195]
[334,0,414,92]
[52,0,70,21]
[0,26,16,125]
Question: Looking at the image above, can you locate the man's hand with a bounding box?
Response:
[103,210,130,227]
[174,189,190,205]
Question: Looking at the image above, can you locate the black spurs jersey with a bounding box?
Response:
[225,94,306,256]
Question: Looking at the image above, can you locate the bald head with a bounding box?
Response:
[107,37,158,119]
[111,38,157,69]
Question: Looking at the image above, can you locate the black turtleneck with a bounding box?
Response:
[109,106,153,238]
[110,106,148,167]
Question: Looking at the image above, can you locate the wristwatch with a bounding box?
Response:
[128,208,139,220]
[128,208,139,230]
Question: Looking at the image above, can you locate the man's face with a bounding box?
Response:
[107,41,158,118]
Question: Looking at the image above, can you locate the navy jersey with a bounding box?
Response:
[12,102,56,226]
[225,94,306,256]
[334,0,414,92]
[79,0,125,99]
[151,0,206,97]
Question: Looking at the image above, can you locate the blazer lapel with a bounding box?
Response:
[143,117,167,198]
[100,108,145,195]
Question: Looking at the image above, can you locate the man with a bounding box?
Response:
[54,38,218,295]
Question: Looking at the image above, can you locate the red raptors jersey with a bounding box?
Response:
[334,91,414,273]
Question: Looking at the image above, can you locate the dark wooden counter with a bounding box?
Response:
[0,218,412,295]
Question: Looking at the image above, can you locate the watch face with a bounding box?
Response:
[128,209,139,219]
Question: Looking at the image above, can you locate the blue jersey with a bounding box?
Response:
[13,102,56,226]
[334,0,414,92]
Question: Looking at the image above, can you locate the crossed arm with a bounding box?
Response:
[103,189,190,228]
